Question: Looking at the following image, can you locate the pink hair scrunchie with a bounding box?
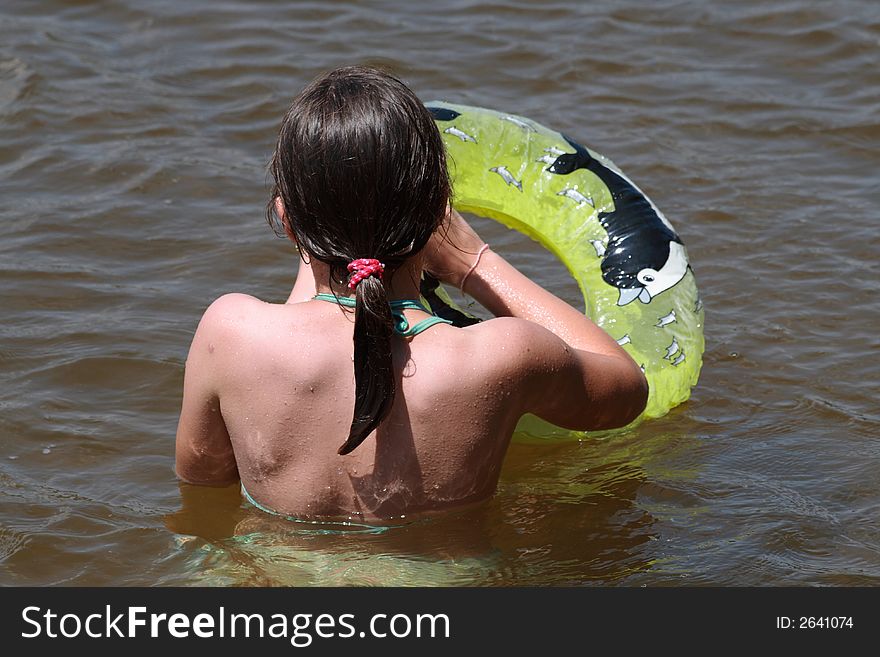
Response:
[347,258,385,289]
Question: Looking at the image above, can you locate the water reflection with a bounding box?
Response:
[162,423,695,586]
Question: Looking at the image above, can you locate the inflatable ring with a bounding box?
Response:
[422,102,704,438]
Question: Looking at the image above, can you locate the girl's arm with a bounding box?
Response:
[175,297,242,486]
[426,209,648,430]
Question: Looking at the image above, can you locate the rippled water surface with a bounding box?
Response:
[1,0,879,586]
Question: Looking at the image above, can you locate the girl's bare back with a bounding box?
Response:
[196,293,520,521]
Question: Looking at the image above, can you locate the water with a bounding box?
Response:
[1,0,878,585]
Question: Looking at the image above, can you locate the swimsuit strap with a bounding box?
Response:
[241,481,283,517]
[312,293,452,337]
[387,299,453,337]
[241,483,391,532]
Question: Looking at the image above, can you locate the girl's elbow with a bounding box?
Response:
[616,366,649,426]
[587,368,648,431]
[633,368,649,412]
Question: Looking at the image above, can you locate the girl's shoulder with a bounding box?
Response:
[205,292,265,312]
[198,292,267,329]
[457,316,589,389]
[460,315,558,350]
[457,316,566,373]
[201,292,305,325]
[194,292,293,348]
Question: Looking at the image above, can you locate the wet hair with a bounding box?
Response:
[267,66,450,455]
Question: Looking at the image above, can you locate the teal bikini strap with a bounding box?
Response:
[312,293,452,337]
[241,482,281,517]
[387,299,453,337]
[241,483,394,532]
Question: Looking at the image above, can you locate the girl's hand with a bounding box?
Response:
[424,207,488,288]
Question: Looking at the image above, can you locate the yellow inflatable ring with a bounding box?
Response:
[423,102,704,438]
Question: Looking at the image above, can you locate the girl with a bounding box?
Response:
[175,66,647,523]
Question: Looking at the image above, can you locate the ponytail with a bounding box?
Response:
[338,273,395,455]
[267,65,451,455]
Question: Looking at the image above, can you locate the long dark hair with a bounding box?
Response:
[267,66,450,455]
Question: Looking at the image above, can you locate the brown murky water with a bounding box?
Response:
[1,0,879,585]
